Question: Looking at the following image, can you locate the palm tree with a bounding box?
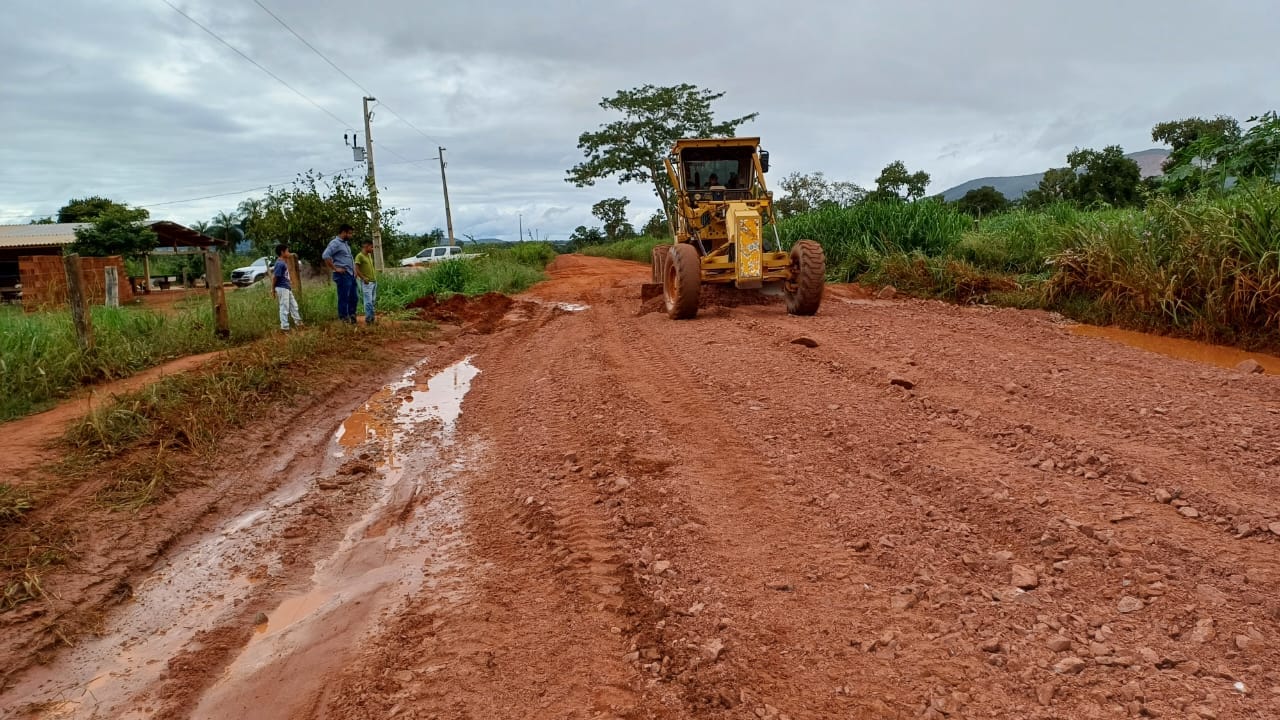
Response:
[190,220,213,235]
[207,210,245,245]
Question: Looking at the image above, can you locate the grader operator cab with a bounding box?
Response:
[648,137,825,319]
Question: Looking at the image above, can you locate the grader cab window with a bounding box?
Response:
[682,147,754,197]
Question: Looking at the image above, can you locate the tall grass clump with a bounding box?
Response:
[378,244,555,308]
[582,236,668,263]
[952,203,1132,275]
[778,200,971,281]
[1044,182,1280,345]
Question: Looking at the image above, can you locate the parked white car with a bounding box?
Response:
[399,245,483,267]
[231,256,272,286]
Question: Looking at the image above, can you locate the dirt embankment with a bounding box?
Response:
[4,254,1280,719]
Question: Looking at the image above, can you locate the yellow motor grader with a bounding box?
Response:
[647,137,824,319]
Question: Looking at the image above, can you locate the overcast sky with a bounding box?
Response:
[2,1,1276,240]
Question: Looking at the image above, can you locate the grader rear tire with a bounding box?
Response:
[650,244,671,283]
[664,244,701,319]
[785,239,825,316]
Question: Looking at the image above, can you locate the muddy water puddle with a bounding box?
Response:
[7,358,483,719]
[1072,324,1279,373]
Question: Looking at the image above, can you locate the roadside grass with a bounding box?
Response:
[582,236,667,263]
[787,183,1280,350]
[378,243,556,309]
[0,283,334,422]
[1,320,430,609]
[0,242,559,424]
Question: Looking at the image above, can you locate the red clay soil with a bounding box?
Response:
[4,254,1280,718]
[408,291,515,333]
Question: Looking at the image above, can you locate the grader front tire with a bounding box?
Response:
[785,239,825,316]
[664,244,701,320]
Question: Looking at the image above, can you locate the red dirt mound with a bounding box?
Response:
[407,292,514,333]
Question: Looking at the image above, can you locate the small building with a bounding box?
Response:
[0,221,222,304]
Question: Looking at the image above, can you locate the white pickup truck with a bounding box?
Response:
[399,245,483,267]
[230,256,272,287]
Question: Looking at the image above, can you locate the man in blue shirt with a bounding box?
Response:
[322,223,358,323]
[271,243,302,331]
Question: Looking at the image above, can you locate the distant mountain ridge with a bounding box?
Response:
[939,149,1169,202]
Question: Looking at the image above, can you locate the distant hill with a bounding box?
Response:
[940,149,1169,202]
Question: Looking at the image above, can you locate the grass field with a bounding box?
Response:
[581,236,666,263]
[0,243,558,423]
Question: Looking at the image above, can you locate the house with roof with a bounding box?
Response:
[0,221,221,304]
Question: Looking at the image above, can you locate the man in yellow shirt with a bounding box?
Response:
[354,239,377,325]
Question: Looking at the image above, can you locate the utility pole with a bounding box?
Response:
[362,96,385,269]
[436,146,456,247]
[518,213,523,244]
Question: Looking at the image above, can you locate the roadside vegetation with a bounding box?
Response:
[770,182,1280,350]
[379,242,555,308]
[1,243,556,424]
[582,235,665,263]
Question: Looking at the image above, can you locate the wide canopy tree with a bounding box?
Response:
[567,84,757,230]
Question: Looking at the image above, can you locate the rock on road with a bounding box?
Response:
[9,254,1280,719]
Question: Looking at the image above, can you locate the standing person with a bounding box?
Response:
[354,239,378,325]
[271,243,303,331]
[322,223,357,323]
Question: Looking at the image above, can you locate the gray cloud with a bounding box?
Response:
[3,0,1277,238]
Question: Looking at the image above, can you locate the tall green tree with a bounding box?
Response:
[207,210,245,246]
[869,161,930,201]
[1222,111,1280,182]
[568,225,606,250]
[244,170,400,268]
[1067,145,1143,207]
[1024,167,1078,208]
[591,197,634,241]
[1157,112,1280,194]
[1152,115,1241,195]
[775,171,865,216]
[953,185,1009,218]
[566,84,757,224]
[641,210,670,238]
[57,196,130,223]
[70,204,156,257]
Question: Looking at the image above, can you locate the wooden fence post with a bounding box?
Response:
[287,253,303,294]
[204,251,230,338]
[63,253,94,351]
[104,266,119,308]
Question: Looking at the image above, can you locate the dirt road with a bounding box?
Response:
[5,255,1280,718]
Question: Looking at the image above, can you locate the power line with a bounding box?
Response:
[251,0,442,144]
[160,0,351,129]
[252,0,373,97]
[159,0,414,162]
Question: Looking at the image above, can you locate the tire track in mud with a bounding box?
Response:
[9,257,1280,719]
[579,288,1280,717]
[320,301,661,718]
